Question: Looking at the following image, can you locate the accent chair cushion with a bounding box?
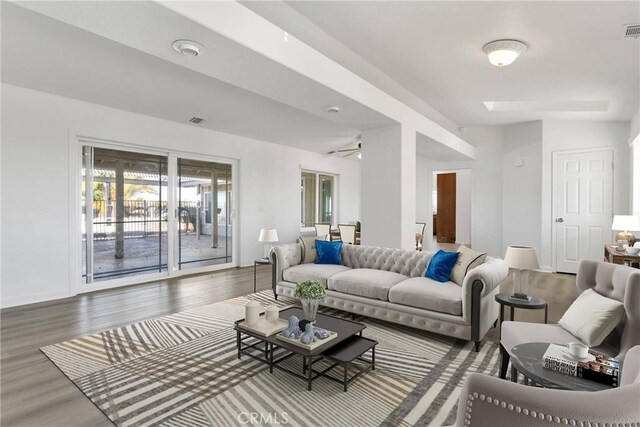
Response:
[425,250,460,282]
[282,264,350,287]
[327,268,407,301]
[558,288,625,347]
[450,246,487,286]
[388,277,463,315]
[501,321,578,354]
[316,240,343,265]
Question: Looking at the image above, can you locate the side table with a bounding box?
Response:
[254,257,271,293]
[604,244,640,268]
[495,293,547,339]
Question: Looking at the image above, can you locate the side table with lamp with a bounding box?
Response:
[496,246,547,339]
[255,228,278,293]
[608,215,640,268]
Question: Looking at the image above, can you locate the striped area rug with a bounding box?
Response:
[41,291,501,427]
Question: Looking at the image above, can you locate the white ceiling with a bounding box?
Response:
[1,2,396,154]
[250,1,640,126]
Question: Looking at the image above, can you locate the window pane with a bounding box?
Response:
[318,174,333,224]
[88,148,168,282]
[301,172,317,227]
[177,158,233,270]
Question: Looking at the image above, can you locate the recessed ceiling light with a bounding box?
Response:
[483,40,527,67]
[324,106,342,114]
[172,40,204,57]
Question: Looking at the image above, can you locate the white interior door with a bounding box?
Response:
[554,150,613,273]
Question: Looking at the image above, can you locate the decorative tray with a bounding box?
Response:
[276,330,337,350]
[237,319,288,337]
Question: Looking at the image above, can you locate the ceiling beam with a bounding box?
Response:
[160,1,474,159]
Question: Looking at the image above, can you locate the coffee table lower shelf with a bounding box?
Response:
[236,331,377,391]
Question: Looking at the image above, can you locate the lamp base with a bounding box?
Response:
[615,231,636,247]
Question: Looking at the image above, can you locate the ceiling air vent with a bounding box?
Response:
[624,24,640,38]
[189,117,206,125]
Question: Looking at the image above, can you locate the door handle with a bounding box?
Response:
[555,218,564,223]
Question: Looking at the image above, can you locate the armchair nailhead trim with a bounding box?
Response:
[464,393,639,426]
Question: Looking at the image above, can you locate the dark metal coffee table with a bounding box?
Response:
[510,342,613,391]
[234,307,377,391]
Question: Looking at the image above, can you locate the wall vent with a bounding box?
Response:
[189,117,206,125]
[624,24,640,38]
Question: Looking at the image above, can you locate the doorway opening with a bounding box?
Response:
[432,169,472,250]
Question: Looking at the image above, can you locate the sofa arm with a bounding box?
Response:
[453,373,640,426]
[462,257,508,297]
[461,257,508,320]
[270,243,302,291]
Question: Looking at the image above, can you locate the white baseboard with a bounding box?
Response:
[1,289,73,309]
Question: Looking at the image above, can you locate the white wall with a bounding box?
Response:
[501,121,543,255]
[455,169,472,245]
[633,141,640,216]
[630,108,640,146]
[415,125,504,257]
[540,121,630,270]
[0,84,361,307]
[361,124,416,250]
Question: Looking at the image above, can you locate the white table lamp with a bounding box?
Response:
[258,228,278,258]
[504,245,540,300]
[611,215,640,246]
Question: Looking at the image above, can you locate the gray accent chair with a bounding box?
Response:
[452,345,640,426]
[271,243,508,351]
[500,260,640,379]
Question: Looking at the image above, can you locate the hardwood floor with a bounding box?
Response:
[0,265,273,427]
[0,265,577,427]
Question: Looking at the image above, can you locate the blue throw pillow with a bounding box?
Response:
[315,240,343,265]
[425,250,460,282]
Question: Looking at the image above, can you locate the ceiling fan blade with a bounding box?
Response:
[328,148,358,155]
[343,150,360,158]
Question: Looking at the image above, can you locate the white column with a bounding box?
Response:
[360,124,416,250]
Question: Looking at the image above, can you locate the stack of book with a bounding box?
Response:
[542,344,619,387]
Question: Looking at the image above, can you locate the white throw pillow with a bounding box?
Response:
[450,245,487,286]
[558,288,625,347]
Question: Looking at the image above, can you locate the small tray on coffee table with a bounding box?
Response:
[276,330,337,350]
[237,319,288,337]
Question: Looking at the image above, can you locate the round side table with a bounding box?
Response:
[495,293,548,339]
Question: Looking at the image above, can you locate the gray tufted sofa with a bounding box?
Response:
[270,244,508,350]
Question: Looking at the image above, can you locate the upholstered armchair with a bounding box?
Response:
[452,345,640,426]
[500,260,640,378]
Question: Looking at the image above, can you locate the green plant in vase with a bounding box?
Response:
[294,280,326,322]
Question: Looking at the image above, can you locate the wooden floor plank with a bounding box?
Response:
[1,265,273,427]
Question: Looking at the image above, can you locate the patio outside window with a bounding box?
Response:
[300,171,335,228]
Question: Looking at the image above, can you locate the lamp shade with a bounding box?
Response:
[504,246,540,270]
[611,215,640,231]
[258,228,278,243]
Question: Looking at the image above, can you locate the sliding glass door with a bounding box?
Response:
[81,144,234,286]
[176,158,232,270]
[82,147,168,283]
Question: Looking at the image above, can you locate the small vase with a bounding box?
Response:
[300,299,320,322]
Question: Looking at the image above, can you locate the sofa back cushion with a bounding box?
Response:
[341,245,432,278]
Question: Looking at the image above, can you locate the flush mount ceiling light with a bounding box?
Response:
[172,40,204,57]
[324,106,342,114]
[483,39,527,67]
